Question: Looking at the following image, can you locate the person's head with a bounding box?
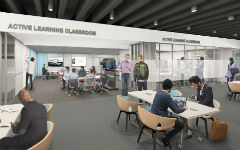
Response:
[189,76,203,90]
[18,89,32,105]
[162,79,173,93]
[80,66,84,70]
[102,69,106,74]
[229,58,234,65]
[31,57,35,62]
[43,64,45,67]
[89,69,93,74]
[65,66,70,72]
[200,57,204,60]
[125,54,130,61]
[72,68,76,73]
[181,57,184,60]
[138,54,143,62]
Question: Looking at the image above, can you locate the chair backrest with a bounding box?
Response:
[207,99,221,118]
[44,104,53,121]
[100,74,108,85]
[228,82,240,92]
[69,79,78,88]
[85,77,95,87]
[138,106,176,131]
[117,95,143,112]
[28,121,54,150]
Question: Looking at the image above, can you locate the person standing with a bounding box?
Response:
[26,57,35,90]
[199,57,205,82]
[119,54,131,96]
[42,64,49,80]
[225,58,238,95]
[180,57,185,86]
[63,66,70,89]
[133,54,149,102]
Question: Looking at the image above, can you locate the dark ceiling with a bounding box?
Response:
[1,0,240,40]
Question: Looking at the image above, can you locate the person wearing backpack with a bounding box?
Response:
[133,54,149,102]
[225,58,239,95]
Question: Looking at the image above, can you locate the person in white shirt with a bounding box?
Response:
[62,66,70,89]
[180,57,185,86]
[26,57,35,90]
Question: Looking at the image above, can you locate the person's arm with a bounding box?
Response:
[167,96,186,114]
[133,64,137,82]
[12,107,32,135]
[118,61,123,72]
[199,86,213,106]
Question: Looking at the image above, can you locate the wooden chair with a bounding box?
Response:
[28,121,54,150]
[137,106,176,150]
[44,104,53,121]
[116,95,143,132]
[228,82,240,101]
[196,99,221,139]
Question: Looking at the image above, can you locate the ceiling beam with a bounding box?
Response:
[75,0,95,21]
[158,1,240,30]
[58,0,68,19]
[120,0,178,26]
[91,0,123,23]
[133,0,206,28]
[107,0,151,25]
[2,0,22,14]
[33,0,43,16]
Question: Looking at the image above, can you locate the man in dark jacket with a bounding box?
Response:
[133,54,149,102]
[186,75,214,138]
[151,79,187,147]
[42,64,49,80]
[0,90,47,150]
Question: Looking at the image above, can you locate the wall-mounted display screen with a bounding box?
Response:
[103,58,115,69]
[48,57,64,67]
[72,56,86,66]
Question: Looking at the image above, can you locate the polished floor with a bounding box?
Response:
[20,79,240,149]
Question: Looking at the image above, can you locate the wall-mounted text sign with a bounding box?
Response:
[162,38,200,44]
[8,23,96,36]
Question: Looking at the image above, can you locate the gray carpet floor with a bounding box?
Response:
[26,79,240,150]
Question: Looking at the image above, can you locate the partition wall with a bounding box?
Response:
[130,42,240,90]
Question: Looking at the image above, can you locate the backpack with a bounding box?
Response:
[230,67,239,74]
[136,62,148,79]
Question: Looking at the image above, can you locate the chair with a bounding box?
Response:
[196,99,221,139]
[67,79,80,96]
[41,74,47,80]
[83,77,95,95]
[137,105,176,150]
[228,82,240,101]
[28,121,54,150]
[44,104,53,121]
[100,75,111,93]
[116,95,143,132]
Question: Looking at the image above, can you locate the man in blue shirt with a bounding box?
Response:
[151,79,187,147]
[68,68,78,80]
[78,66,86,77]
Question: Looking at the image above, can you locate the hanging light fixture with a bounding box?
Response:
[213,30,217,34]
[187,26,191,31]
[228,15,234,21]
[48,0,53,11]
[154,20,158,26]
[233,33,238,37]
[191,6,197,13]
[110,10,114,20]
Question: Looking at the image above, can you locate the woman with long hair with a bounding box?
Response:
[225,58,236,95]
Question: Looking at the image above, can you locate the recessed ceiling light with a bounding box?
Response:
[187,26,191,31]
[110,10,114,20]
[48,0,53,12]
[233,33,238,37]
[228,16,234,21]
[191,6,197,13]
[213,30,217,34]
[154,20,158,26]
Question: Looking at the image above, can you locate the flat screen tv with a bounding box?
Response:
[72,56,86,66]
[103,58,114,70]
[48,57,64,67]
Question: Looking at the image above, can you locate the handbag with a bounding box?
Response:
[230,67,239,74]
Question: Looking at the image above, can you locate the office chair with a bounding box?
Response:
[41,74,47,80]
[100,75,111,93]
[67,79,80,96]
[83,77,95,95]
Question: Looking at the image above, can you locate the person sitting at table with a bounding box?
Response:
[151,79,187,147]
[62,66,70,89]
[0,89,47,150]
[78,66,86,77]
[68,68,78,80]
[95,69,108,91]
[91,66,96,75]
[42,64,49,80]
[186,75,214,138]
